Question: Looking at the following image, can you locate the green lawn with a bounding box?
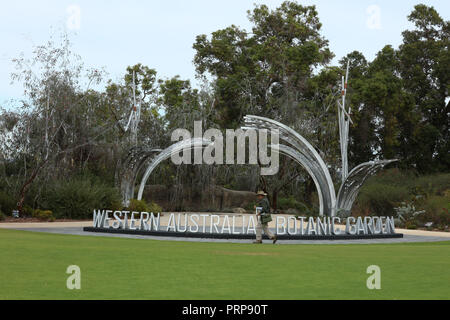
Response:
[0,229,449,300]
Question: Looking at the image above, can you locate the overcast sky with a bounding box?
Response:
[1,0,448,107]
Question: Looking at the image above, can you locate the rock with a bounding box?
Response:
[143,185,255,212]
[232,208,247,214]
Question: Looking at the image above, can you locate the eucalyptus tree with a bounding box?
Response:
[397,4,449,173]
[7,33,107,212]
[193,1,338,209]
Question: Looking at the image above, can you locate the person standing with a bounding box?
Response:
[253,191,277,244]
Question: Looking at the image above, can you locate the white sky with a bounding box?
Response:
[0,0,448,108]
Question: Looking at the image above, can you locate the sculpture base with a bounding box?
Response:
[83,227,403,240]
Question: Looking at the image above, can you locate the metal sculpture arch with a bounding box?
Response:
[243,115,337,216]
[135,138,212,203]
[120,115,397,217]
[119,147,162,208]
[336,160,397,215]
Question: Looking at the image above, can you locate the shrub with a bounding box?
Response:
[39,176,122,220]
[22,205,34,217]
[128,199,163,215]
[128,199,149,213]
[356,183,410,216]
[33,209,55,222]
[0,190,16,216]
[148,202,163,214]
[244,201,257,211]
[420,195,450,215]
[277,196,317,216]
[352,169,450,230]
[0,210,5,221]
[394,202,425,228]
[418,196,450,229]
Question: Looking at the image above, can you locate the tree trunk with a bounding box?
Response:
[272,189,278,211]
[17,160,47,213]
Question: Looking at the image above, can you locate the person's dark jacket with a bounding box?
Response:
[257,197,271,215]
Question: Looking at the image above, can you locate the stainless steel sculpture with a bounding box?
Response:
[119,138,212,207]
[336,160,398,215]
[121,116,397,215]
[118,147,162,208]
[120,65,397,216]
[338,62,352,184]
[135,138,212,203]
[242,115,337,216]
[243,115,397,217]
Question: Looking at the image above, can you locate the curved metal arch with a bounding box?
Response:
[136,138,212,201]
[270,144,332,216]
[336,159,398,214]
[119,147,163,207]
[244,115,337,216]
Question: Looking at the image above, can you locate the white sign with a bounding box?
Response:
[92,210,397,236]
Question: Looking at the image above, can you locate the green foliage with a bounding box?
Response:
[278,197,306,211]
[39,176,121,220]
[193,1,333,127]
[128,199,163,214]
[244,201,257,212]
[148,202,163,214]
[0,210,5,221]
[394,202,425,228]
[32,209,55,222]
[128,199,148,213]
[277,196,319,217]
[353,169,450,230]
[419,196,450,230]
[1,3,449,223]
[22,205,34,217]
[356,183,410,216]
[0,190,15,216]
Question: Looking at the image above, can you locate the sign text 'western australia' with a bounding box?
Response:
[92,210,397,236]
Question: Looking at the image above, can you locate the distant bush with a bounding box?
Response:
[148,202,163,214]
[355,183,410,216]
[128,199,162,215]
[33,209,55,222]
[22,205,34,218]
[0,210,5,221]
[277,196,318,216]
[0,190,16,216]
[244,201,257,212]
[39,175,121,219]
[418,196,450,229]
[278,197,307,210]
[128,199,149,213]
[353,169,450,230]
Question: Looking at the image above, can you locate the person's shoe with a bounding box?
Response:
[272,236,277,244]
[253,240,263,244]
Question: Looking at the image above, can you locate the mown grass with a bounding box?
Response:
[0,229,449,300]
